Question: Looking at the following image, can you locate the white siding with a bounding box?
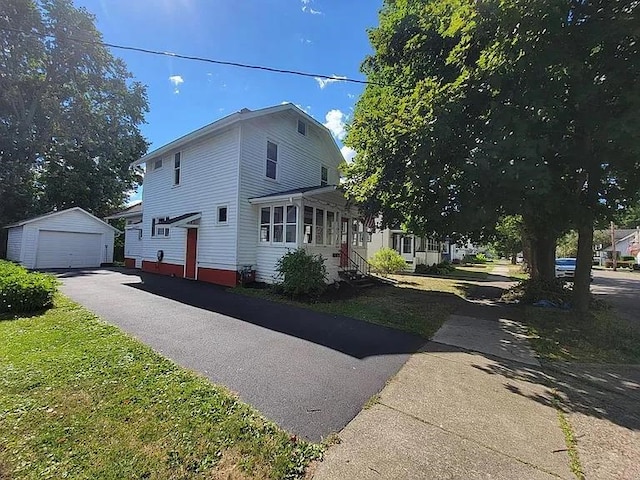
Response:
[6,227,23,262]
[124,228,143,259]
[141,126,240,272]
[237,111,344,276]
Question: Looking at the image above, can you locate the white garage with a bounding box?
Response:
[4,207,120,269]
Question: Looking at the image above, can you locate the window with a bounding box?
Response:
[266,141,278,179]
[416,237,426,253]
[217,206,228,224]
[315,208,324,245]
[427,238,440,252]
[297,119,307,136]
[403,236,413,254]
[286,206,297,243]
[321,165,328,186]
[152,217,170,237]
[273,206,284,242]
[326,211,335,246]
[352,221,364,247]
[173,152,181,185]
[303,206,314,244]
[154,159,162,170]
[260,207,270,242]
[258,205,297,243]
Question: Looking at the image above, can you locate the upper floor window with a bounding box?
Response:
[217,206,228,224]
[297,119,307,136]
[266,141,278,179]
[321,165,328,186]
[154,159,162,170]
[173,152,181,185]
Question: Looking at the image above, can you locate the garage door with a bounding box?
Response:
[36,230,102,269]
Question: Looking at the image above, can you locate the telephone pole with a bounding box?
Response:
[611,221,617,271]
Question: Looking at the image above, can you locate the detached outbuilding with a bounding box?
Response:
[4,207,120,269]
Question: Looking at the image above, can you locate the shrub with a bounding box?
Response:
[275,248,327,298]
[462,253,487,264]
[415,261,456,275]
[368,248,407,275]
[0,260,58,314]
[501,278,572,306]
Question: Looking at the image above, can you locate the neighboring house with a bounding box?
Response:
[599,228,640,264]
[369,229,444,269]
[126,103,366,287]
[105,202,143,268]
[4,207,119,269]
[448,240,480,262]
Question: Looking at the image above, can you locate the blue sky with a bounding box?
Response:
[74,1,382,202]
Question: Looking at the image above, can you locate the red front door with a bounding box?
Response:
[340,217,350,267]
[185,228,198,279]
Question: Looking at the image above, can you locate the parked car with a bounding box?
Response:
[555,258,576,280]
[555,258,594,281]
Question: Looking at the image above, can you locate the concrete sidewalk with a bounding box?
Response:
[313,293,574,479]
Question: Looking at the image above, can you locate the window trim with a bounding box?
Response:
[266,140,278,180]
[258,204,298,244]
[173,152,181,186]
[217,205,228,225]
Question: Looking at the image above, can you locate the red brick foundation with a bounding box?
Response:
[124,258,136,268]
[140,261,240,287]
[197,267,238,287]
[141,260,184,278]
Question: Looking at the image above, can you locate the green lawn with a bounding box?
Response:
[235,275,467,339]
[521,306,640,364]
[0,297,322,480]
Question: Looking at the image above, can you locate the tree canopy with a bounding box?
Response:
[344,0,640,310]
[0,0,148,227]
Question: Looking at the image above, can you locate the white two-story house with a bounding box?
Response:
[125,103,367,286]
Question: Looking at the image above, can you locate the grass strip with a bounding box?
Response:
[0,296,322,479]
[522,306,640,364]
[234,280,464,339]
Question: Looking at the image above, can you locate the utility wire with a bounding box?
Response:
[0,26,398,88]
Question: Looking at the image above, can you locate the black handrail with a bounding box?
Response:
[340,248,371,276]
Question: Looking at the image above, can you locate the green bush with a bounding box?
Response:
[415,261,456,275]
[275,248,327,298]
[369,247,407,275]
[0,261,58,314]
[462,253,487,264]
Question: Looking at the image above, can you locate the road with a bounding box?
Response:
[591,268,640,327]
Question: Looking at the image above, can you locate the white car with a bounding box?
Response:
[555,258,576,280]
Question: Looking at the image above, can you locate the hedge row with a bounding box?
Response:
[0,260,58,314]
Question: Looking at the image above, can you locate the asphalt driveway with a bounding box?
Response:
[58,268,424,441]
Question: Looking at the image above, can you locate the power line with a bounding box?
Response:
[0,26,397,88]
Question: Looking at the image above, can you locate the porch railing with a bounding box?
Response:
[340,248,371,277]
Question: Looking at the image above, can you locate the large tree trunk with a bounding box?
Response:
[574,220,594,312]
[522,214,557,281]
[530,234,557,281]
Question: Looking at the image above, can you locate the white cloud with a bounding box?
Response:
[347,93,355,99]
[314,75,347,89]
[301,0,322,15]
[168,75,184,94]
[341,146,356,163]
[324,109,347,140]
